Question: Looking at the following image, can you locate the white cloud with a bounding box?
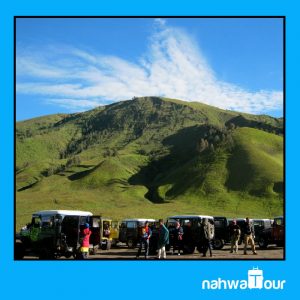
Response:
[16,20,283,115]
[45,98,103,110]
[154,18,166,26]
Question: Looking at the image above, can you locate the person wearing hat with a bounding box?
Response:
[80,223,92,259]
[229,220,241,253]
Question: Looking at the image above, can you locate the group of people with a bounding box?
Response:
[136,219,170,259]
[135,217,257,259]
[229,217,257,255]
[135,218,215,259]
[79,217,257,259]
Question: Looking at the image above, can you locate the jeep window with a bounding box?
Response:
[41,215,54,228]
[274,218,284,226]
[253,220,263,227]
[265,220,272,228]
[167,220,177,229]
[32,217,42,228]
[182,219,193,226]
[112,221,119,229]
[79,216,89,226]
[91,217,100,228]
[214,220,225,227]
[127,221,137,228]
[120,222,126,228]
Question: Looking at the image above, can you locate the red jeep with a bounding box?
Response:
[258,216,284,249]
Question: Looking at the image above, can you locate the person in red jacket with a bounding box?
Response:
[81,223,92,259]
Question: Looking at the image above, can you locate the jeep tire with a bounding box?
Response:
[258,237,268,249]
[213,238,224,250]
[15,242,25,259]
[183,244,195,254]
[127,239,136,248]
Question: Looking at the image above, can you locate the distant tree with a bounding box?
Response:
[197,138,207,153]
[204,139,209,148]
[228,123,236,131]
[112,149,118,157]
[226,134,234,150]
[214,135,220,144]
[66,156,81,168]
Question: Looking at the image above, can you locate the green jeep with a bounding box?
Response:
[15,210,94,259]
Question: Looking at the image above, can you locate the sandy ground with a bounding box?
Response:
[22,243,284,260]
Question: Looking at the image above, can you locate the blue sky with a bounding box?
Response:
[16,18,283,120]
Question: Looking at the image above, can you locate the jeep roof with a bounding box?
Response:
[168,215,213,220]
[121,218,156,222]
[33,210,93,217]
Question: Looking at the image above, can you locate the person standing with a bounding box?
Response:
[80,223,92,259]
[136,221,152,259]
[229,220,241,253]
[157,219,169,259]
[200,218,214,257]
[173,221,184,255]
[242,218,257,255]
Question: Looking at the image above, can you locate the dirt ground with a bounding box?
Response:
[23,243,284,260]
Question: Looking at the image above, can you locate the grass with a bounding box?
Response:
[227,127,283,196]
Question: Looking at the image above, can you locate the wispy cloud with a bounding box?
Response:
[16,19,283,115]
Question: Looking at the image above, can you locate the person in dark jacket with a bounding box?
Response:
[157,219,169,259]
[200,218,213,257]
[136,221,152,259]
[229,220,241,253]
[242,217,257,255]
[173,221,184,255]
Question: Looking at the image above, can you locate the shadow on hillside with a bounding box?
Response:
[68,162,104,181]
[53,113,82,127]
[78,164,96,168]
[225,146,284,197]
[225,145,250,192]
[226,115,283,135]
[17,180,39,192]
[128,125,209,203]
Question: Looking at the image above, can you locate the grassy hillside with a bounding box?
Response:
[15,97,284,230]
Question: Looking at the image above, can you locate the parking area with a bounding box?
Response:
[23,244,284,260]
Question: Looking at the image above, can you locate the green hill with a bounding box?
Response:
[16,97,284,229]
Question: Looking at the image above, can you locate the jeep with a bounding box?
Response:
[212,216,230,249]
[118,218,155,248]
[258,216,284,248]
[252,219,273,242]
[15,210,96,259]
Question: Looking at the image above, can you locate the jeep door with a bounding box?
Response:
[119,222,127,243]
[214,217,229,242]
[110,221,119,241]
[88,216,101,246]
[273,217,284,242]
[61,215,81,248]
[126,221,138,242]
